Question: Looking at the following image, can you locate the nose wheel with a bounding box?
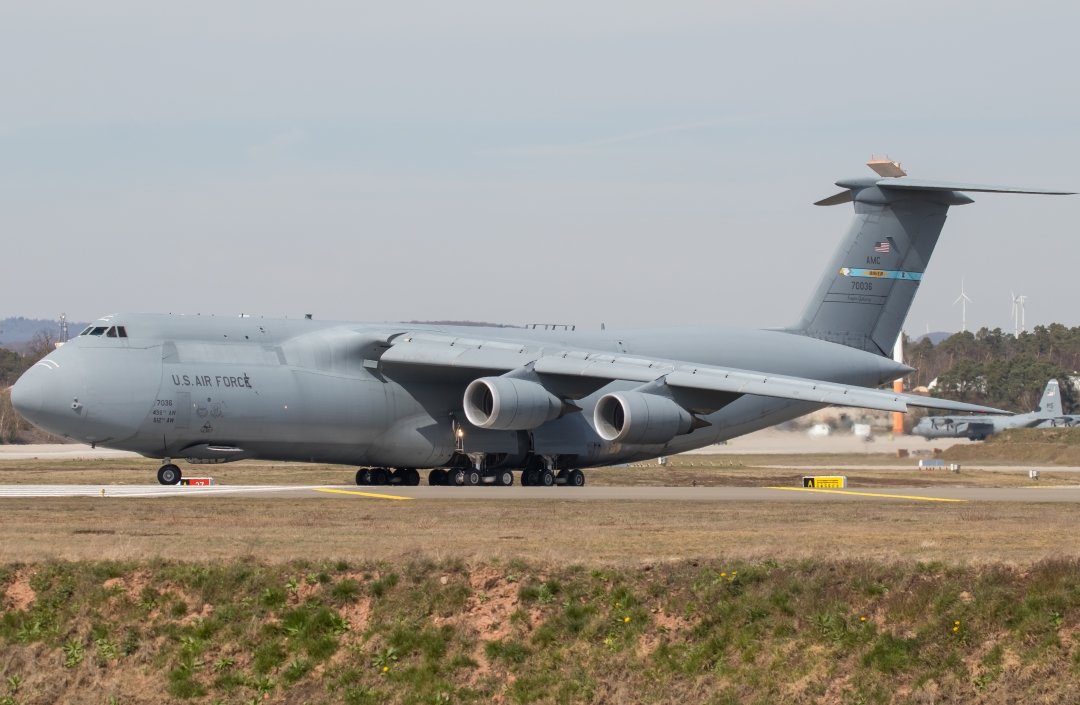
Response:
[157,463,182,485]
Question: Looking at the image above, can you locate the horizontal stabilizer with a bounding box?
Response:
[813,190,854,207]
[877,178,1075,195]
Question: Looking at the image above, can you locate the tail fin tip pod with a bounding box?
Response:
[792,160,1074,356]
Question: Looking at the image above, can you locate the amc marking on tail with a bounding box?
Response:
[839,268,923,281]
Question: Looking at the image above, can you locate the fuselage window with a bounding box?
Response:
[89,327,107,336]
[116,326,128,338]
[79,326,93,336]
[106,327,118,338]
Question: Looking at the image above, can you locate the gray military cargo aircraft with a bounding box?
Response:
[10,161,1073,487]
[914,378,1076,440]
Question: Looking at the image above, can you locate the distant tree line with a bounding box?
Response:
[904,324,1080,413]
[0,332,55,387]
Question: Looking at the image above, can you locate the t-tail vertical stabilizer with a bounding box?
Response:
[1035,379,1062,417]
[790,159,1074,356]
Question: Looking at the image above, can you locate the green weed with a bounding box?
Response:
[62,639,85,668]
[95,636,119,661]
[484,639,530,665]
[370,573,399,598]
[253,640,287,674]
[282,657,312,684]
[862,633,920,675]
[330,578,362,604]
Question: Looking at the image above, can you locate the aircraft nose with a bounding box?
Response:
[10,364,45,420]
[9,355,85,438]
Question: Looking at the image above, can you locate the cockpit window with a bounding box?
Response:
[80,324,128,338]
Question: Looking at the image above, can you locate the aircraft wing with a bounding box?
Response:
[379,333,1010,416]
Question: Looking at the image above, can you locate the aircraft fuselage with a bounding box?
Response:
[13,313,906,470]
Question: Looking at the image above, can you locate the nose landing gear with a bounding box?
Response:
[157,463,182,485]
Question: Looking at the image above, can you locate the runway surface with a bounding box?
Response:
[1,484,1077,502]
[0,428,966,461]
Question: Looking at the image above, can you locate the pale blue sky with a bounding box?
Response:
[2,1,1077,334]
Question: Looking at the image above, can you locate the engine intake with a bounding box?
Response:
[593,391,693,445]
[464,377,564,430]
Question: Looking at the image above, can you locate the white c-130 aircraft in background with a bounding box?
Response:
[11,160,1073,487]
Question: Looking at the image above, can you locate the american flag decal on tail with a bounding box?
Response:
[873,241,891,253]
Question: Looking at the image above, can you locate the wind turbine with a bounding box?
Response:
[1011,292,1027,336]
[954,280,973,332]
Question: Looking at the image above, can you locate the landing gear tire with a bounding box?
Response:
[566,469,585,487]
[399,468,420,486]
[369,467,390,485]
[355,469,371,486]
[495,470,514,487]
[428,469,446,486]
[157,464,182,486]
[538,468,555,487]
[521,468,536,486]
[465,469,482,486]
[453,469,466,486]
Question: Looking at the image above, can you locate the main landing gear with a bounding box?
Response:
[157,463,182,485]
[354,467,421,487]
[425,467,517,486]
[520,468,585,487]
[353,455,585,488]
[422,463,584,487]
[517,455,585,487]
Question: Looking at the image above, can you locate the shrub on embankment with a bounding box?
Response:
[2,559,1080,704]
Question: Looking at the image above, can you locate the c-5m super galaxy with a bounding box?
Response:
[914,378,1077,440]
[11,161,1073,487]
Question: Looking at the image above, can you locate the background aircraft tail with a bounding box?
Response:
[1035,379,1061,416]
[789,160,1072,356]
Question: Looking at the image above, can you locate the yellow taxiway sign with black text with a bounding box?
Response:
[802,476,847,489]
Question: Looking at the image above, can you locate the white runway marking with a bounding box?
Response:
[0,485,325,498]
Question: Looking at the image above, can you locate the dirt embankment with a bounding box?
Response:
[3,559,1080,705]
[943,428,1080,465]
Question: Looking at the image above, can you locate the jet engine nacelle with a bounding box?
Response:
[463,377,564,430]
[593,391,693,445]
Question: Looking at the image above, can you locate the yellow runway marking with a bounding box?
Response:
[315,488,414,501]
[766,487,967,503]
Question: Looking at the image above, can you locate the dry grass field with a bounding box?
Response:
[1,450,1078,566]
[2,495,1078,567]
[0,455,1078,568]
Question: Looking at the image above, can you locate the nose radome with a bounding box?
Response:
[10,364,45,420]
[9,353,85,439]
